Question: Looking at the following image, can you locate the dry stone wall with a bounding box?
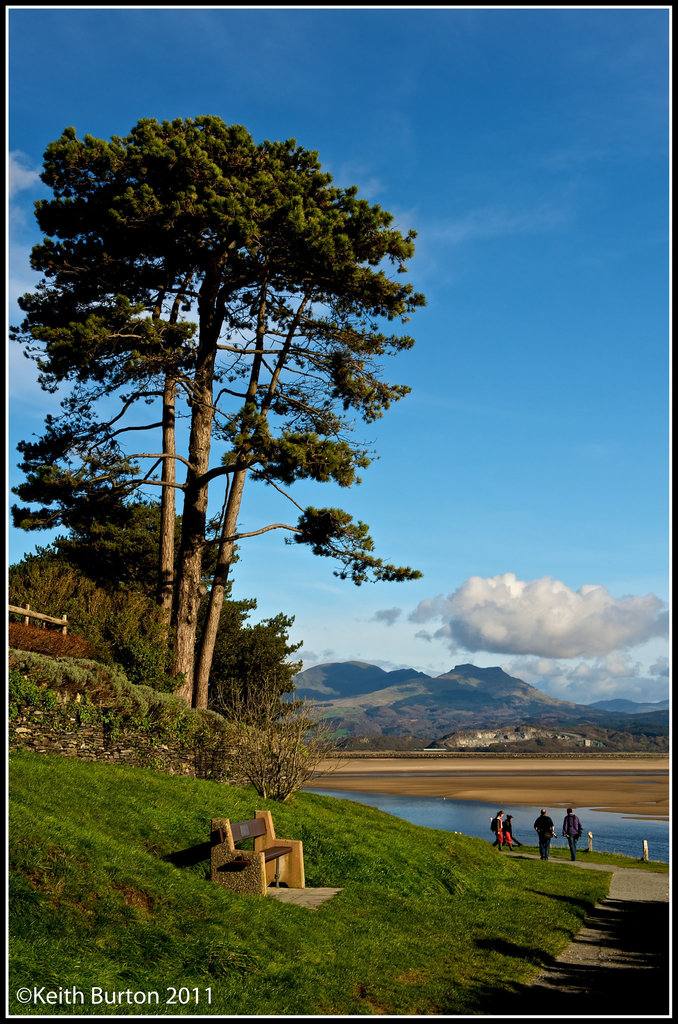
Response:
[8,648,236,781]
[10,706,204,777]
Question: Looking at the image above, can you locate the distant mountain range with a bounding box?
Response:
[292,660,660,738]
[587,697,669,714]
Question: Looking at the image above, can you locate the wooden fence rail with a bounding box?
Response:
[9,604,68,634]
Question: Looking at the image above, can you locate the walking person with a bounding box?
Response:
[490,810,505,849]
[503,814,522,848]
[533,808,554,860]
[562,808,583,861]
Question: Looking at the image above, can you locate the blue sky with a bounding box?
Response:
[7,7,670,704]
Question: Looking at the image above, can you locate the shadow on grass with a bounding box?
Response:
[162,841,211,868]
[474,937,554,969]
[499,897,669,1017]
[525,888,601,913]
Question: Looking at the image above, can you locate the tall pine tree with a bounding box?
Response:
[12,116,425,707]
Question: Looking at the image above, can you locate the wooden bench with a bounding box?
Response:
[210,810,305,896]
[215,820,292,887]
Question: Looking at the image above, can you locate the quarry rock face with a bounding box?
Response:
[432,724,594,750]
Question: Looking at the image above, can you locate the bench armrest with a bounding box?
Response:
[210,818,267,895]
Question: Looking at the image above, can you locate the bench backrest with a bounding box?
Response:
[230,818,268,844]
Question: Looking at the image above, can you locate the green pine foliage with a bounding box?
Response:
[207,606,302,719]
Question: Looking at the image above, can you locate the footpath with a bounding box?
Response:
[504,853,670,1017]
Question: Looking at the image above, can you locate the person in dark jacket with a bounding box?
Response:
[490,811,505,849]
[562,808,583,861]
[503,814,522,848]
[533,809,554,860]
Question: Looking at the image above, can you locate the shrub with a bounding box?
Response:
[8,668,59,719]
[215,675,336,801]
[9,556,175,691]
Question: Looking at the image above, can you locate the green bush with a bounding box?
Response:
[9,555,175,691]
[8,668,59,719]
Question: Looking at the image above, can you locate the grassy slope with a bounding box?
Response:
[9,751,615,1016]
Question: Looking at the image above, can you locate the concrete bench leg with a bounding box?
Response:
[255,810,305,888]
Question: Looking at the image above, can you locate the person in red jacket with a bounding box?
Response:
[503,814,522,849]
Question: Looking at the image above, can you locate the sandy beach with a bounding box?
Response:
[307,755,669,820]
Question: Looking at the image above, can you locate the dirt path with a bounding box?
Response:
[503,856,670,1017]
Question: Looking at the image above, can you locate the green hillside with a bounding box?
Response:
[9,751,613,1015]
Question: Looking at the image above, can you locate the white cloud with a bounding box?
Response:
[8,151,41,199]
[409,573,668,659]
[414,622,455,646]
[409,594,448,623]
[500,653,669,705]
[372,607,402,627]
[650,657,669,678]
[325,158,384,201]
[8,335,61,414]
[299,647,336,669]
[8,242,42,314]
[429,199,570,247]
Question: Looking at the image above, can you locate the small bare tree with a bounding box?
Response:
[215,676,337,802]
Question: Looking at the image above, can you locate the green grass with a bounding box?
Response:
[10,751,619,1015]
[514,844,668,871]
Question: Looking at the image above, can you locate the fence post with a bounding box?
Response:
[24,604,30,626]
[642,840,649,862]
[587,831,593,852]
[61,614,68,635]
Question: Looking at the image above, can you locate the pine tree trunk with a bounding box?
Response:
[158,274,193,620]
[172,296,219,702]
[172,399,214,701]
[158,376,176,618]
[191,285,270,707]
[193,466,248,709]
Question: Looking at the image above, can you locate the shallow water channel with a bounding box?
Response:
[307,787,669,863]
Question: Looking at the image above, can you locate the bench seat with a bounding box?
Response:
[221,845,293,870]
[210,811,304,895]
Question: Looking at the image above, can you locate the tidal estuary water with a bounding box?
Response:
[307,787,669,863]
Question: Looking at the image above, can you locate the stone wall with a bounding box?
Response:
[9,647,237,781]
[9,706,218,779]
